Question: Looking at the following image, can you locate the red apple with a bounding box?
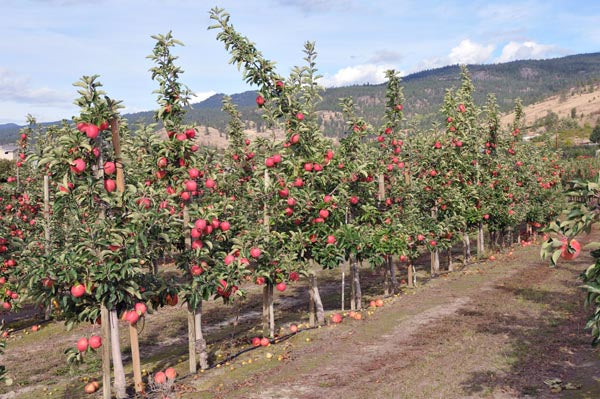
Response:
[331,313,342,323]
[104,179,116,193]
[77,337,89,352]
[71,284,85,298]
[104,161,116,175]
[154,371,166,385]
[250,247,261,258]
[70,159,86,174]
[276,282,287,292]
[135,302,147,315]
[165,367,177,380]
[561,239,581,260]
[89,335,102,349]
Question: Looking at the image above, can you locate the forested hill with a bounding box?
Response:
[1,52,599,144]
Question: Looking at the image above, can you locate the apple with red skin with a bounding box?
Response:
[185,180,197,192]
[326,235,336,245]
[250,247,261,258]
[71,284,85,298]
[219,221,230,231]
[165,367,177,380]
[252,337,261,347]
[205,179,216,189]
[104,161,116,175]
[135,302,147,315]
[126,310,139,325]
[289,271,299,281]
[256,95,265,106]
[256,276,265,285]
[290,324,298,333]
[70,159,86,174]
[157,157,168,168]
[276,282,287,292]
[77,337,89,352]
[84,124,100,139]
[224,255,235,265]
[190,264,204,276]
[331,313,342,323]
[154,371,166,385]
[260,337,270,347]
[296,112,304,120]
[265,158,275,168]
[89,335,102,349]
[185,128,196,139]
[104,179,116,192]
[561,239,581,260]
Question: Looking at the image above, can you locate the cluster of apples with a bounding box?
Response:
[122,302,148,325]
[348,311,363,320]
[369,298,384,308]
[77,334,102,352]
[153,367,177,385]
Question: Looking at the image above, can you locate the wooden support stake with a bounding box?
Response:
[100,305,111,399]
[111,118,143,393]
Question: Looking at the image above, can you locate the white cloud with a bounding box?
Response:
[319,64,399,87]
[496,41,560,62]
[448,39,495,65]
[190,90,217,104]
[0,68,71,105]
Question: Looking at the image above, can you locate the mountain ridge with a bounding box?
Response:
[1,51,599,145]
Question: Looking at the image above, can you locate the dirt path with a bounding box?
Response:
[188,231,600,399]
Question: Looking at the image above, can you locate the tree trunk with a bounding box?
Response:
[43,175,52,320]
[463,232,471,264]
[341,260,346,311]
[383,258,390,296]
[129,324,143,393]
[407,260,415,288]
[477,222,485,258]
[194,302,208,370]
[447,248,453,272]
[262,283,275,338]
[431,249,440,277]
[388,255,397,294]
[187,307,196,373]
[100,305,111,399]
[308,264,325,325]
[268,283,274,337]
[109,310,127,399]
[350,255,361,310]
[308,279,315,327]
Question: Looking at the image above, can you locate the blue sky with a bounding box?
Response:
[0,0,598,124]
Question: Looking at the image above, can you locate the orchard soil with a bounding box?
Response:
[1,230,600,398]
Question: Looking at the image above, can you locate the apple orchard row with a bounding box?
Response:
[0,7,571,397]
